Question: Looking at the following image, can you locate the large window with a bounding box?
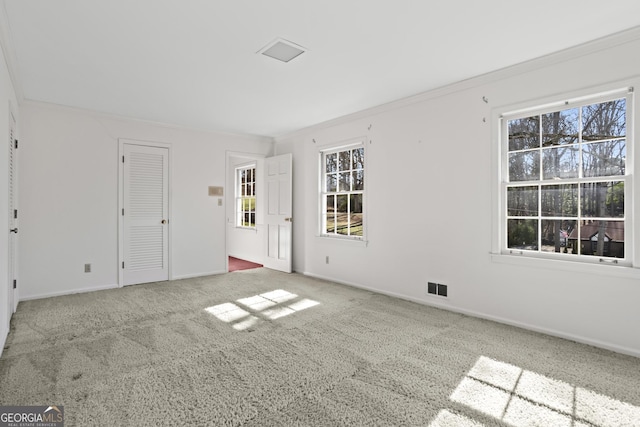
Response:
[321,144,365,239]
[501,90,632,265]
[236,165,256,228]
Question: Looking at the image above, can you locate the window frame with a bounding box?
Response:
[496,87,635,268]
[319,141,366,241]
[235,163,257,229]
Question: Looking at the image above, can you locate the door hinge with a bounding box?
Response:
[14,139,18,149]
[14,209,17,219]
[122,261,125,269]
[13,279,16,289]
[122,155,125,163]
[122,208,124,216]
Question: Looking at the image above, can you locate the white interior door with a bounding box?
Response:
[122,143,169,285]
[263,153,292,273]
[7,112,17,317]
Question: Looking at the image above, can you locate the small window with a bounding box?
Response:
[236,165,256,228]
[320,144,365,239]
[501,90,631,264]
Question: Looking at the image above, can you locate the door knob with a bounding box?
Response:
[10,228,18,233]
[161,219,167,224]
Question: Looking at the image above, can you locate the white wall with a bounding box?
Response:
[275,31,640,357]
[18,102,272,299]
[226,154,265,265]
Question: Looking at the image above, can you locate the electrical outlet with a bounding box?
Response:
[218,198,223,206]
[84,263,91,273]
[325,256,329,264]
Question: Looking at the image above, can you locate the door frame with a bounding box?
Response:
[225,150,266,272]
[118,138,172,287]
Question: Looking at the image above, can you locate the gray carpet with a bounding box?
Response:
[1,268,639,426]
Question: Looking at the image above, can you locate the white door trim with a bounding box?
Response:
[118,138,172,287]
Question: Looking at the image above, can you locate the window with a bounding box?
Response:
[321,144,365,239]
[236,165,256,228]
[501,89,632,265]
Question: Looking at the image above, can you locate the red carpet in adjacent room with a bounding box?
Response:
[228,256,263,272]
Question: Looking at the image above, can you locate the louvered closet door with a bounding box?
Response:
[123,144,169,285]
[8,113,17,318]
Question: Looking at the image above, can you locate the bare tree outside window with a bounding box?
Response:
[505,96,627,260]
[322,146,365,238]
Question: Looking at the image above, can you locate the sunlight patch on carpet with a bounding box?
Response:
[429,409,486,426]
[205,290,320,330]
[450,355,640,427]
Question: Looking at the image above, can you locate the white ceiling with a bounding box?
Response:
[3,1,640,138]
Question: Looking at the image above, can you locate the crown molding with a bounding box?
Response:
[275,25,640,142]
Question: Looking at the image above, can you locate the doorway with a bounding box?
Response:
[225,152,292,274]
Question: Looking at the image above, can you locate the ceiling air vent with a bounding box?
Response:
[258,38,306,63]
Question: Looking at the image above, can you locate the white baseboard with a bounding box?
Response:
[19,283,119,301]
[301,271,640,359]
[172,270,226,280]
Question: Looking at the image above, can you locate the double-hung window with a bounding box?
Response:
[236,165,256,228]
[321,143,365,239]
[501,89,632,265]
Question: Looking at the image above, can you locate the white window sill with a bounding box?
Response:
[490,253,640,279]
[315,234,369,247]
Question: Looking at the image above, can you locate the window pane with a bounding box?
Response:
[339,150,350,171]
[352,147,364,170]
[336,213,349,235]
[350,213,363,236]
[352,170,364,191]
[576,220,624,258]
[541,108,579,146]
[580,181,624,218]
[338,172,351,192]
[240,169,246,184]
[325,195,335,233]
[582,99,625,142]
[507,219,538,250]
[509,151,539,182]
[541,219,576,254]
[541,184,577,217]
[336,194,348,213]
[542,146,579,179]
[350,193,363,214]
[326,174,337,192]
[507,186,538,217]
[241,184,247,196]
[508,116,539,151]
[582,140,626,177]
[325,153,337,173]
